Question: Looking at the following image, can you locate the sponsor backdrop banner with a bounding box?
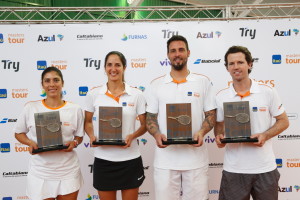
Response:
[0,19,299,200]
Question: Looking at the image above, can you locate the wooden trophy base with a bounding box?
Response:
[32,145,68,154]
[221,137,258,143]
[93,140,126,146]
[162,138,198,145]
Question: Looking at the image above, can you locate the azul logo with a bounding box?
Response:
[239,28,256,39]
[286,158,300,168]
[162,29,179,39]
[137,138,147,145]
[15,143,30,152]
[131,58,147,68]
[37,60,47,70]
[294,185,300,192]
[276,158,282,168]
[7,33,25,43]
[194,59,221,64]
[0,143,10,153]
[272,55,281,64]
[0,33,4,43]
[196,31,221,38]
[121,34,147,41]
[0,118,17,123]
[84,58,101,70]
[278,186,293,192]
[1,60,20,72]
[79,86,88,96]
[160,58,171,66]
[0,89,7,98]
[37,34,63,42]
[12,89,28,98]
[205,136,215,143]
[274,29,292,36]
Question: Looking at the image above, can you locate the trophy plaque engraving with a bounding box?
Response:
[93,106,126,146]
[33,111,67,153]
[221,101,258,143]
[163,103,197,145]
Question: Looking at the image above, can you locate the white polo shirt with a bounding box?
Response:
[146,72,216,170]
[14,100,84,180]
[84,83,146,162]
[216,79,285,174]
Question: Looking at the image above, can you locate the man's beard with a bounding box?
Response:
[172,63,185,71]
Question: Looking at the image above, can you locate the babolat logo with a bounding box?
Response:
[0,143,10,153]
[0,89,7,98]
[0,33,4,43]
[274,29,292,36]
[276,158,283,168]
[79,86,88,96]
[0,118,17,123]
[239,28,256,39]
[1,60,20,72]
[162,29,179,39]
[194,59,221,64]
[121,34,147,41]
[272,55,281,64]
[37,60,47,70]
[83,58,101,70]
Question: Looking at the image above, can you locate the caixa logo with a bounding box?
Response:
[0,143,10,153]
[1,60,20,72]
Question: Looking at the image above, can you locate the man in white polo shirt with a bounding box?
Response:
[214,46,289,200]
[146,35,216,200]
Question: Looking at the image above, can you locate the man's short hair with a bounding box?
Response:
[224,46,254,74]
[167,35,189,53]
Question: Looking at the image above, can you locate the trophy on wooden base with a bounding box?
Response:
[163,103,197,145]
[221,101,258,143]
[93,106,126,146]
[33,111,68,153]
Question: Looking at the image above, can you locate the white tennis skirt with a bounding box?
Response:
[26,172,83,200]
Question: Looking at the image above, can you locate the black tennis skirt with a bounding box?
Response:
[93,156,145,191]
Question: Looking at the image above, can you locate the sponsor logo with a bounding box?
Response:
[160,58,171,66]
[278,186,293,192]
[259,107,267,112]
[196,31,221,38]
[122,102,127,106]
[187,91,192,96]
[194,59,221,64]
[138,192,150,197]
[137,138,147,145]
[83,143,92,148]
[1,60,20,72]
[3,197,12,200]
[293,29,299,36]
[239,28,256,39]
[3,171,28,177]
[37,60,47,70]
[131,58,147,68]
[272,55,281,64]
[0,33,4,43]
[77,34,103,40]
[40,90,66,97]
[37,34,63,42]
[253,79,275,87]
[205,136,215,143]
[286,54,300,64]
[50,60,68,70]
[209,190,220,194]
[0,143,10,153]
[276,158,283,168]
[278,134,300,140]
[85,194,99,200]
[12,89,28,98]
[79,86,88,96]
[136,86,145,92]
[209,163,223,168]
[252,107,258,112]
[274,29,292,36]
[0,118,17,123]
[294,185,300,192]
[162,29,179,38]
[83,58,101,70]
[287,113,298,120]
[15,143,30,152]
[121,34,147,41]
[7,33,25,43]
[286,158,300,168]
[0,89,7,98]
[16,196,29,199]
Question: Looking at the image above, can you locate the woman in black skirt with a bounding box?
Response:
[84,51,147,200]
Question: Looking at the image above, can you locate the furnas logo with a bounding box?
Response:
[160,58,171,66]
[239,28,256,39]
[83,58,101,70]
[276,158,283,168]
[85,194,99,200]
[0,33,4,43]
[0,143,11,153]
[79,86,88,96]
[162,29,179,39]
[37,34,64,42]
[272,55,281,64]
[196,31,222,38]
[194,59,221,64]
[1,60,20,72]
[0,89,7,98]
[131,58,147,68]
[121,34,147,41]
